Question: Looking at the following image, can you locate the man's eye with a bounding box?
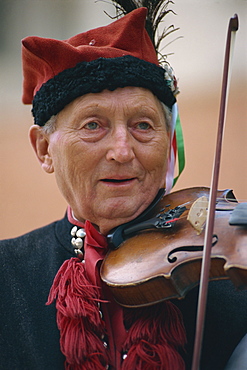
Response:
[84,121,99,130]
[137,122,151,130]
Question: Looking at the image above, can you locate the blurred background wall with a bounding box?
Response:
[1,0,246,239]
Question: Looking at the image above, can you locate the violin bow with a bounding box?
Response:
[191,14,239,370]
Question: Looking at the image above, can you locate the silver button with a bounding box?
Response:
[76,228,86,238]
[71,226,78,236]
[74,237,83,249]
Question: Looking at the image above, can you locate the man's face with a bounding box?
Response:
[36,87,170,234]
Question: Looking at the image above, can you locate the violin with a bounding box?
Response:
[101,186,247,308]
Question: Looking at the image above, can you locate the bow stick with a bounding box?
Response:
[191,14,239,370]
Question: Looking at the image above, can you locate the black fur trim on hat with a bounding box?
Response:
[32,55,176,126]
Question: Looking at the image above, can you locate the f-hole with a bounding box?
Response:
[167,235,218,263]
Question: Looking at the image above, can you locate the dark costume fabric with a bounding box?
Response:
[0,214,246,370]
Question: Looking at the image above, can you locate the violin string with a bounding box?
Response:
[158,195,241,223]
[160,196,237,212]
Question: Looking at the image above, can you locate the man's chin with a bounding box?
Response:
[96,199,148,228]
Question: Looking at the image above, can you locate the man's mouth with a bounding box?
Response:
[101,178,136,183]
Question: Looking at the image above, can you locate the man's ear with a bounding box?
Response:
[29,125,54,173]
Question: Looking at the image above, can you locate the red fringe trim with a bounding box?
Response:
[47,258,186,369]
[46,257,108,369]
[122,301,186,370]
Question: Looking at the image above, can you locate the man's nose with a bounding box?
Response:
[105,126,135,163]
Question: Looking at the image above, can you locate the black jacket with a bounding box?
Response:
[0,215,246,369]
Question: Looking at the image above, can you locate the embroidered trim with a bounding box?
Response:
[32,55,176,126]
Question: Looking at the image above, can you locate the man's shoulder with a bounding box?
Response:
[0,214,74,281]
[0,214,72,255]
[0,220,59,246]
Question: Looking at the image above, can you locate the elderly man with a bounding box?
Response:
[0,5,246,370]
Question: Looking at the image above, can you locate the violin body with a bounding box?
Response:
[101,187,247,307]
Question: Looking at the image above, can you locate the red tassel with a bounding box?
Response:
[122,340,184,370]
[46,257,186,369]
[46,257,108,369]
[122,301,186,370]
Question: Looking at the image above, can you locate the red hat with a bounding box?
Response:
[22,8,176,126]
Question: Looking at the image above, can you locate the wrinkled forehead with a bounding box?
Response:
[55,87,170,127]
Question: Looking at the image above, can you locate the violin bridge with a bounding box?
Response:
[187,196,208,235]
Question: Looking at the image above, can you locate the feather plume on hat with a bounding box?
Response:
[111,1,179,58]
[110,0,180,93]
